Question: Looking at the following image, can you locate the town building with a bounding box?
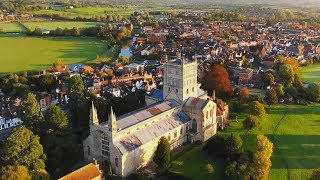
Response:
[83,57,228,177]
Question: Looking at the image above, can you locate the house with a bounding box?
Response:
[123,63,144,73]
[34,92,51,111]
[70,63,85,72]
[59,161,102,180]
[141,46,155,56]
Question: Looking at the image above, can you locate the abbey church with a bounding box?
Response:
[83,57,229,177]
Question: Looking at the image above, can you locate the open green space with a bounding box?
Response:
[300,64,320,83]
[174,104,320,180]
[22,21,102,31]
[0,22,27,32]
[0,34,117,74]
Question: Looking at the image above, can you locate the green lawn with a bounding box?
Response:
[300,63,320,83]
[0,22,27,32]
[174,104,320,180]
[0,34,117,74]
[22,21,102,31]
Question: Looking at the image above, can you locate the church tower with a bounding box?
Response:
[108,107,117,138]
[90,102,99,126]
[163,54,198,102]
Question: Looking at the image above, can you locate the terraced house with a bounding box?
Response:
[83,57,229,177]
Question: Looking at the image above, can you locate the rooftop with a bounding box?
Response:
[58,163,101,180]
[114,110,190,154]
[100,99,180,130]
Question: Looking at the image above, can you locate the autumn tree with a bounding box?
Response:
[243,115,260,135]
[202,64,233,99]
[264,89,278,106]
[240,87,250,104]
[3,126,46,171]
[21,93,44,132]
[262,72,275,86]
[278,64,294,87]
[260,48,266,59]
[0,165,31,180]
[284,57,299,73]
[275,84,285,98]
[249,135,273,180]
[153,137,171,173]
[71,27,81,36]
[30,169,50,180]
[310,169,320,180]
[248,101,266,117]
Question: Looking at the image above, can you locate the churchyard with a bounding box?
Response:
[173,104,320,180]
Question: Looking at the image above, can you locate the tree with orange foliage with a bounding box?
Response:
[201,64,233,99]
[284,57,299,73]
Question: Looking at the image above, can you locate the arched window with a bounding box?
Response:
[168,87,171,91]
[206,111,208,119]
[176,89,178,93]
[187,89,189,94]
[192,87,194,92]
[115,156,119,167]
[87,146,91,156]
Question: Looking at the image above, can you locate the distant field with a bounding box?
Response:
[0,34,117,74]
[31,6,136,18]
[300,63,320,83]
[0,22,27,32]
[22,21,102,31]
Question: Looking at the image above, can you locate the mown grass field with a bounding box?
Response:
[300,63,320,83]
[32,6,136,18]
[174,104,320,180]
[0,22,27,32]
[22,21,102,31]
[0,34,117,74]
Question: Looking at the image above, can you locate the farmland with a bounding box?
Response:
[0,34,117,74]
[300,63,320,83]
[174,104,320,180]
[22,21,102,31]
[0,22,27,33]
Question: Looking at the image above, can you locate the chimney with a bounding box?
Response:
[212,90,216,101]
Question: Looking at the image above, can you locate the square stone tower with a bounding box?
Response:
[163,58,198,102]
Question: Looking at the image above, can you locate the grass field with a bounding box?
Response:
[0,22,27,32]
[21,21,102,31]
[174,104,320,180]
[0,34,117,74]
[300,63,320,83]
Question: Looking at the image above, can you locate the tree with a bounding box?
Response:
[262,72,275,86]
[248,101,266,117]
[30,169,50,180]
[225,134,243,156]
[69,76,84,95]
[249,135,273,180]
[153,137,171,173]
[306,83,320,102]
[260,48,266,59]
[119,55,130,64]
[278,64,294,87]
[44,103,69,130]
[243,115,260,135]
[264,89,278,106]
[275,84,285,98]
[0,165,31,180]
[310,169,320,180]
[201,64,233,99]
[3,126,46,170]
[71,27,81,36]
[240,87,250,104]
[53,59,63,69]
[203,134,227,157]
[284,57,299,73]
[205,163,214,174]
[21,93,44,131]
